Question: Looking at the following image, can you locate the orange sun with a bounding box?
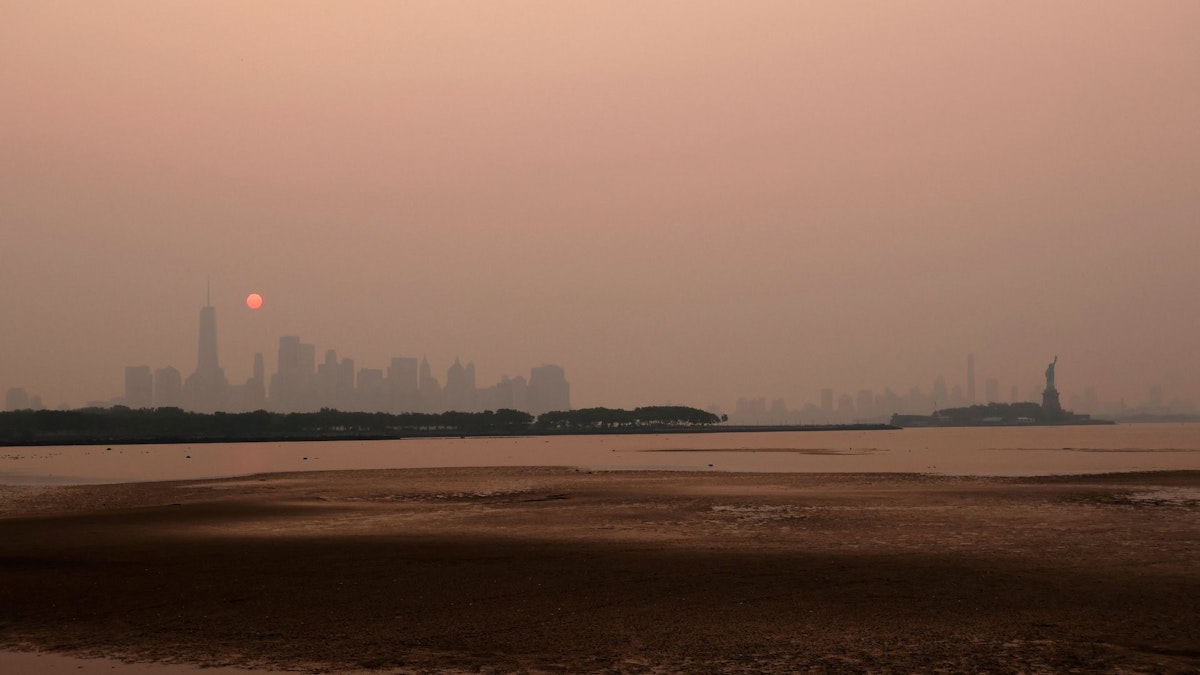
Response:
[246,293,263,310]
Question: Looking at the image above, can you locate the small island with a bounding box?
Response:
[890,401,1112,428]
[891,356,1113,428]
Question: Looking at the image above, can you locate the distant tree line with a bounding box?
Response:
[0,404,723,445]
[936,402,1046,423]
[892,402,1048,427]
[535,406,723,430]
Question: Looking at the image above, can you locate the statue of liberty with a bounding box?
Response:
[1045,355,1058,392]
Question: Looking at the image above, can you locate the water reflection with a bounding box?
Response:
[1,424,1197,485]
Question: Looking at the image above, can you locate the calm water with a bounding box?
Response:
[1,424,1197,485]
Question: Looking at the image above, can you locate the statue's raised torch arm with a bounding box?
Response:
[1045,356,1058,392]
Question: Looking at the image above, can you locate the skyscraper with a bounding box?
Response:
[270,336,301,411]
[966,354,976,406]
[820,388,834,419]
[985,377,1000,404]
[836,394,855,423]
[124,365,153,408]
[5,387,30,411]
[495,375,528,411]
[932,375,949,408]
[356,367,385,411]
[418,356,441,412]
[270,336,318,412]
[441,358,480,412]
[246,352,266,408]
[182,287,227,411]
[198,308,218,376]
[527,364,570,415]
[227,353,267,412]
[387,357,419,412]
[336,357,355,410]
[856,389,875,419]
[444,358,472,412]
[154,366,183,407]
[317,350,339,408]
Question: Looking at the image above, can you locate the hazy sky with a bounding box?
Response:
[3,2,1199,410]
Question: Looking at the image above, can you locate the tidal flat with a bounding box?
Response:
[1,468,1197,673]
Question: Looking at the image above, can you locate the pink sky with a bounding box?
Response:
[2,2,1199,411]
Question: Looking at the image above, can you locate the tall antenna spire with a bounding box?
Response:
[206,277,211,307]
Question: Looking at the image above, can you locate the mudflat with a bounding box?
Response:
[1,468,1197,673]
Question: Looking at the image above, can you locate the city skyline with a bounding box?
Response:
[4,293,1190,423]
[115,295,572,417]
[6,279,1194,415]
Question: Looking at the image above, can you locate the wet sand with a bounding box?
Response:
[1,468,1197,673]
[0,650,265,674]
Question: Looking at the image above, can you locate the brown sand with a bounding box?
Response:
[0,650,265,674]
[1,468,1197,673]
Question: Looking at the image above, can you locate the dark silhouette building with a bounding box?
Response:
[153,366,182,408]
[443,358,477,412]
[985,377,1000,404]
[182,289,228,412]
[387,357,419,412]
[967,354,976,406]
[270,336,320,412]
[228,353,267,411]
[124,365,153,408]
[336,357,355,410]
[820,388,834,420]
[5,387,30,411]
[356,367,385,411]
[528,364,570,415]
[494,375,528,411]
[418,356,441,412]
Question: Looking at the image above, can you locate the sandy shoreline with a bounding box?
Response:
[1,467,1197,673]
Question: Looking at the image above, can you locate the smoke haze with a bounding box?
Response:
[3,2,1198,413]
